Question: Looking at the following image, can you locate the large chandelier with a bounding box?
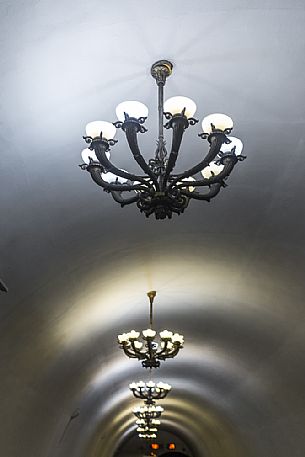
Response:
[80,59,245,219]
[117,291,184,368]
[129,381,171,404]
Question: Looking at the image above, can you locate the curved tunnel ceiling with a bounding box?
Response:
[1,1,305,456]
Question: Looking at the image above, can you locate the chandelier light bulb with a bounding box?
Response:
[164,96,197,118]
[128,330,141,340]
[81,148,110,164]
[179,177,196,192]
[118,333,129,344]
[159,330,173,340]
[142,329,157,339]
[172,333,184,344]
[201,113,233,134]
[220,136,243,156]
[156,382,171,391]
[101,171,128,184]
[85,121,117,140]
[116,101,149,122]
[201,162,225,179]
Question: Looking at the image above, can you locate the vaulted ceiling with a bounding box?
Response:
[1,1,305,456]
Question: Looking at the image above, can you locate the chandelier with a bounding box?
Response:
[129,381,171,404]
[138,433,157,440]
[133,404,164,420]
[80,59,245,219]
[117,291,184,368]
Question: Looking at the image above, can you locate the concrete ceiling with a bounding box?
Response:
[1,1,305,456]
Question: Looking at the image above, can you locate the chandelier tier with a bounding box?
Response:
[138,433,157,439]
[80,60,245,220]
[136,418,161,427]
[129,381,171,404]
[118,291,184,368]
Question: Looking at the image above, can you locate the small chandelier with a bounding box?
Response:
[118,291,184,368]
[138,433,157,440]
[133,404,164,420]
[80,59,245,219]
[129,381,171,404]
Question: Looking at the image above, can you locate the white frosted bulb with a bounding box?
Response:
[102,172,128,184]
[81,148,110,164]
[201,113,233,134]
[164,96,197,118]
[133,341,143,350]
[180,176,195,192]
[142,329,156,339]
[201,162,224,179]
[116,101,148,121]
[128,330,140,340]
[220,136,243,156]
[85,121,116,140]
[160,330,173,340]
[118,333,129,344]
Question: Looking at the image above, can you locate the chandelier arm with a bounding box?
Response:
[93,141,152,186]
[156,392,166,401]
[132,391,143,400]
[110,191,140,207]
[130,340,147,360]
[157,340,169,356]
[152,391,164,400]
[124,124,160,190]
[168,132,227,189]
[121,345,139,359]
[181,183,222,200]
[175,156,237,189]
[161,345,181,359]
[88,166,147,192]
[162,117,186,190]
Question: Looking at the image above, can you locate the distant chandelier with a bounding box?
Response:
[118,291,184,368]
[138,433,157,440]
[133,404,164,420]
[129,381,171,404]
[80,59,245,219]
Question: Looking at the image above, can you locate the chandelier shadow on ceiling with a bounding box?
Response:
[80,60,246,219]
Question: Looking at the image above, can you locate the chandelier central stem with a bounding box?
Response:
[157,82,165,158]
[147,290,156,329]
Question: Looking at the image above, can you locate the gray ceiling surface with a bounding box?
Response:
[1,1,305,456]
